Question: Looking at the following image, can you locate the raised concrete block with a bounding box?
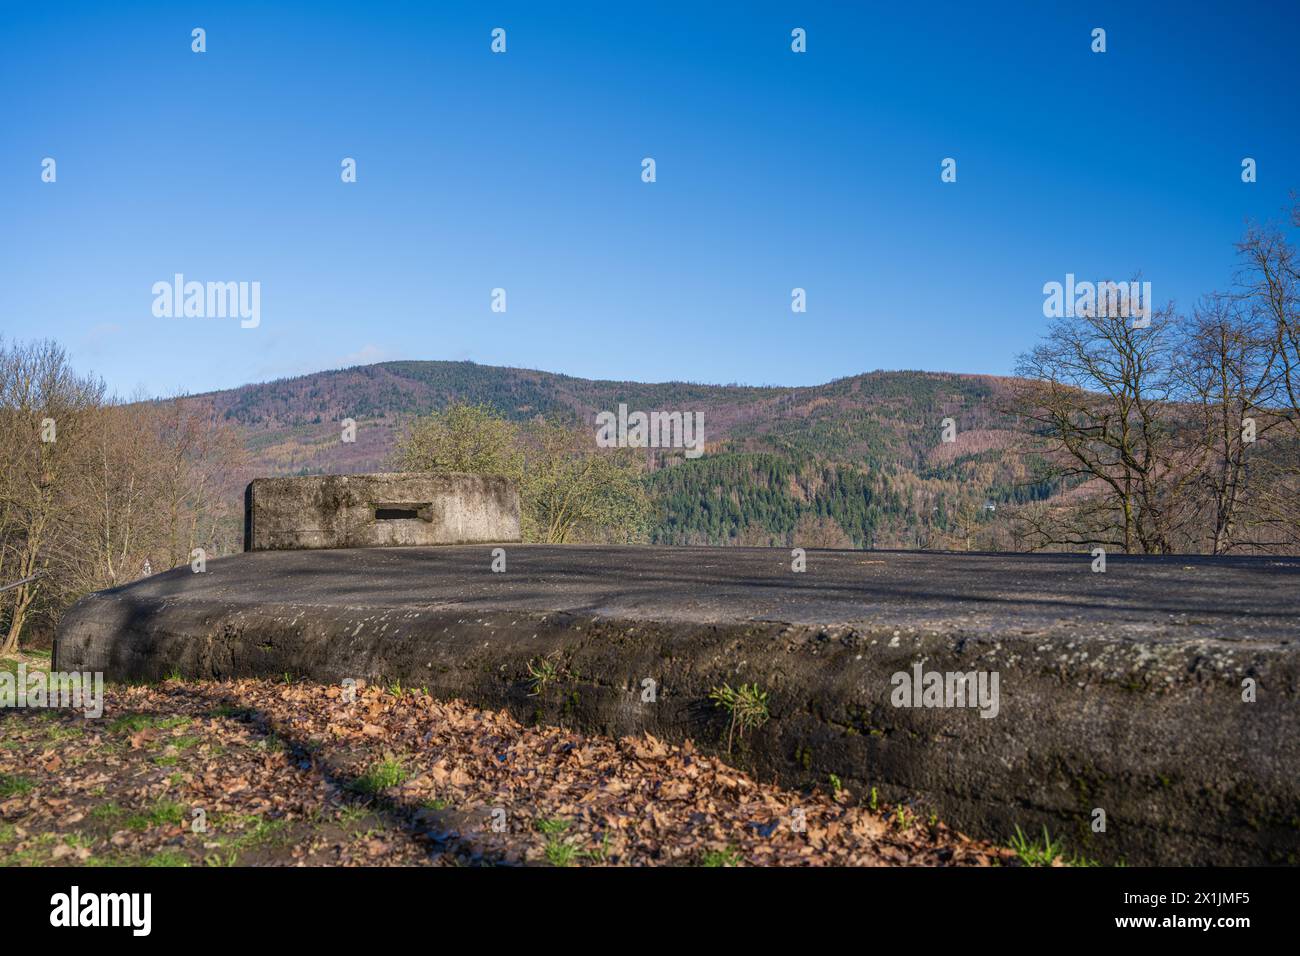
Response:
[244,472,519,550]
[54,546,1300,864]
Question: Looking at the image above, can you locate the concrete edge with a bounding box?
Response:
[53,590,1300,865]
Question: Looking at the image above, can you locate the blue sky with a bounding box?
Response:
[2,0,1297,398]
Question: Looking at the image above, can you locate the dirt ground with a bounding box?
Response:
[1,651,1021,867]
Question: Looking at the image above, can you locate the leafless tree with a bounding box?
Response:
[0,339,105,653]
[1010,300,1196,553]
[0,340,248,652]
[1174,294,1284,552]
[1234,211,1300,440]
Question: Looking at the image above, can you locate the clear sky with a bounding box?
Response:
[2,0,1297,399]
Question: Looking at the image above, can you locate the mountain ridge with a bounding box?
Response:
[180,359,1044,550]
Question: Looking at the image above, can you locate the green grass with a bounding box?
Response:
[0,832,58,866]
[533,817,578,865]
[707,682,770,752]
[578,833,611,863]
[143,849,189,867]
[351,758,408,794]
[0,774,35,798]
[335,804,370,825]
[89,802,126,822]
[254,734,287,754]
[42,724,84,743]
[700,847,743,867]
[109,714,191,734]
[125,799,186,831]
[193,812,290,863]
[208,705,254,720]
[227,815,288,851]
[1007,825,1105,867]
[544,839,577,867]
[526,655,561,696]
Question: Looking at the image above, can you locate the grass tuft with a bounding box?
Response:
[0,774,35,798]
[708,682,770,752]
[700,847,743,867]
[526,655,561,696]
[1007,825,1106,867]
[352,758,408,794]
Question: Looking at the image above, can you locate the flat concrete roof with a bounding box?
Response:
[58,544,1300,864]
[102,546,1300,644]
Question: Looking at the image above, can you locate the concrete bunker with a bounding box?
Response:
[243,472,520,551]
[52,483,1300,864]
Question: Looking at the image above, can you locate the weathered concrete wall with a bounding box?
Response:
[55,546,1300,865]
[244,473,519,550]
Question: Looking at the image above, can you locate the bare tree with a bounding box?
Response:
[1010,300,1197,553]
[0,341,248,651]
[1010,204,1300,556]
[0,339,104,653]
[1175,294,1284,552]
[1234,212,1300,440]
[160,397,246,567]
[789,512,854,549]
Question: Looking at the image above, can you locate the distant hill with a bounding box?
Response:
[186,360,1055,549]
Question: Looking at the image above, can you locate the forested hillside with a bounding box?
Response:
[189,360,1052,551]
